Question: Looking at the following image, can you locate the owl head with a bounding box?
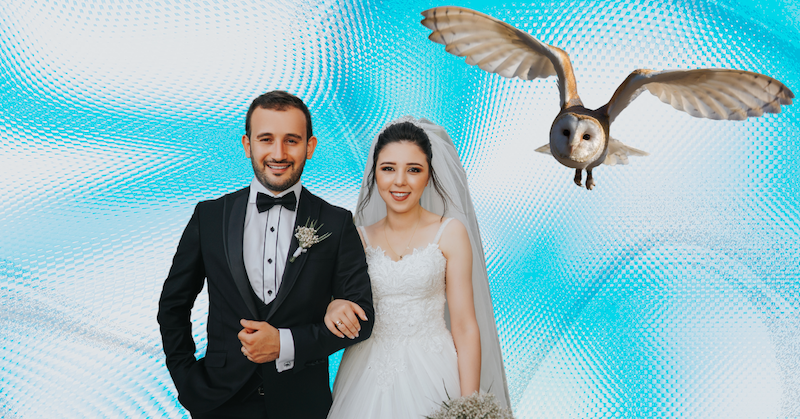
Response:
[549,112,606,165]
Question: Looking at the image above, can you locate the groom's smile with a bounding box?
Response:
[243,106,318,194]
[267,162,291,172]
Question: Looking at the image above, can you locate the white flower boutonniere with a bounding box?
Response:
[289,218,332,262]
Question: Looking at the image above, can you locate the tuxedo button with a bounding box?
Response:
[267,258,272,264]
[270,226,275,232]
[267,290,273,295]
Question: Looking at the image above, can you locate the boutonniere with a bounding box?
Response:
[289,218,332,262]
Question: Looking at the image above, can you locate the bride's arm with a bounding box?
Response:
[441,219,481,396]
[324,299,366,339]
[322,226,369,339]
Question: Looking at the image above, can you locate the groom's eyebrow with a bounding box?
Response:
[255,132,303,140]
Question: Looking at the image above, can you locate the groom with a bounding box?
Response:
[158,90,374,418]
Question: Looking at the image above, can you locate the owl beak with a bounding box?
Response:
[569,138,581,154]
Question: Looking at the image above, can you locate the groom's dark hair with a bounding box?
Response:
[245,91,313,139]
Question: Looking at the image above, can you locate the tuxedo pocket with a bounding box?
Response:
[202,351,226,368]
[304,358,328,368]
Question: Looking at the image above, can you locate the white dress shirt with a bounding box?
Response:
[243,177,302,372]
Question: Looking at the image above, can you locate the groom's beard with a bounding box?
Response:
[251,157,306,193]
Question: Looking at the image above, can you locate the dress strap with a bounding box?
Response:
[433,218,454,244]
[358,226,371,248]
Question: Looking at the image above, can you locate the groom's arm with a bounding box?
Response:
[290,210,374,372]
[157,205,206,387]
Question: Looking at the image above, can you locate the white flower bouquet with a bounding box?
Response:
[426,391,514,419]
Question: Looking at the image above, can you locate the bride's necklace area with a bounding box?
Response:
[383,209,421,260]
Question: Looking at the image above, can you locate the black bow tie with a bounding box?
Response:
[256,191,297,212]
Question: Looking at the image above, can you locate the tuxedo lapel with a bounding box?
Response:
[266,188,320,321]
[224,187,259,319]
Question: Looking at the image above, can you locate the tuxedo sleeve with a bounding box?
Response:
[290,210,374,372]
[157,205,206,388]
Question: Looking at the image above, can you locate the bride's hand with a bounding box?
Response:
[324,299,368,339]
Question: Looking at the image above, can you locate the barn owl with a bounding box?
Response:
[421,6,794,189]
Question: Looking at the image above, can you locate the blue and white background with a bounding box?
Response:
[1,0,799,417]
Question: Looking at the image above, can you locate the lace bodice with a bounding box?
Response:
[356,220,457,389]
[365,244,448,341]
[359,219,454,347]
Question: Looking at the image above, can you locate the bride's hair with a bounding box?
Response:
[357,121,450,217]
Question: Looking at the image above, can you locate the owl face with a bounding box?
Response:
[549,112,606,165]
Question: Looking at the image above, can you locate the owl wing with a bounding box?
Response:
[421,6,582,108]
[536,139,648,166]
[605,69,794,123]
[604,137,648,166]
[534,143,552,155]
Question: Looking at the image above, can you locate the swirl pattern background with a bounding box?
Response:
[1,0,798,417]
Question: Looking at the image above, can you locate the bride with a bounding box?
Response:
[325,117,511,418]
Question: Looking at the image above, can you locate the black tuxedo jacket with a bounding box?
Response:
[157,186,374,417]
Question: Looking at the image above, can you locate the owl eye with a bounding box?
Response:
[562,129,570,137]
[582,134,591,140]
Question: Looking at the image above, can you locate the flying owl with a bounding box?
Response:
[420,6,794,189]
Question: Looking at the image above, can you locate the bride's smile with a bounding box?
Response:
[375,141,430,213]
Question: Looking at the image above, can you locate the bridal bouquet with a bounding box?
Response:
[426,391,514,419]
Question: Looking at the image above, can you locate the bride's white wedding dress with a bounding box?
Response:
[327,219,460,419]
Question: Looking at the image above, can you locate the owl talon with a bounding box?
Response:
[574,169,582,187]
[586,171,595,190]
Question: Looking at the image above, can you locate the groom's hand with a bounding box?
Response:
[238,319,280,363]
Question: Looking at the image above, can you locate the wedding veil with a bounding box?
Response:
[354,116,511,408]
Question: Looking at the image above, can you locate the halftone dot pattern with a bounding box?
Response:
[1,0,799,418]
